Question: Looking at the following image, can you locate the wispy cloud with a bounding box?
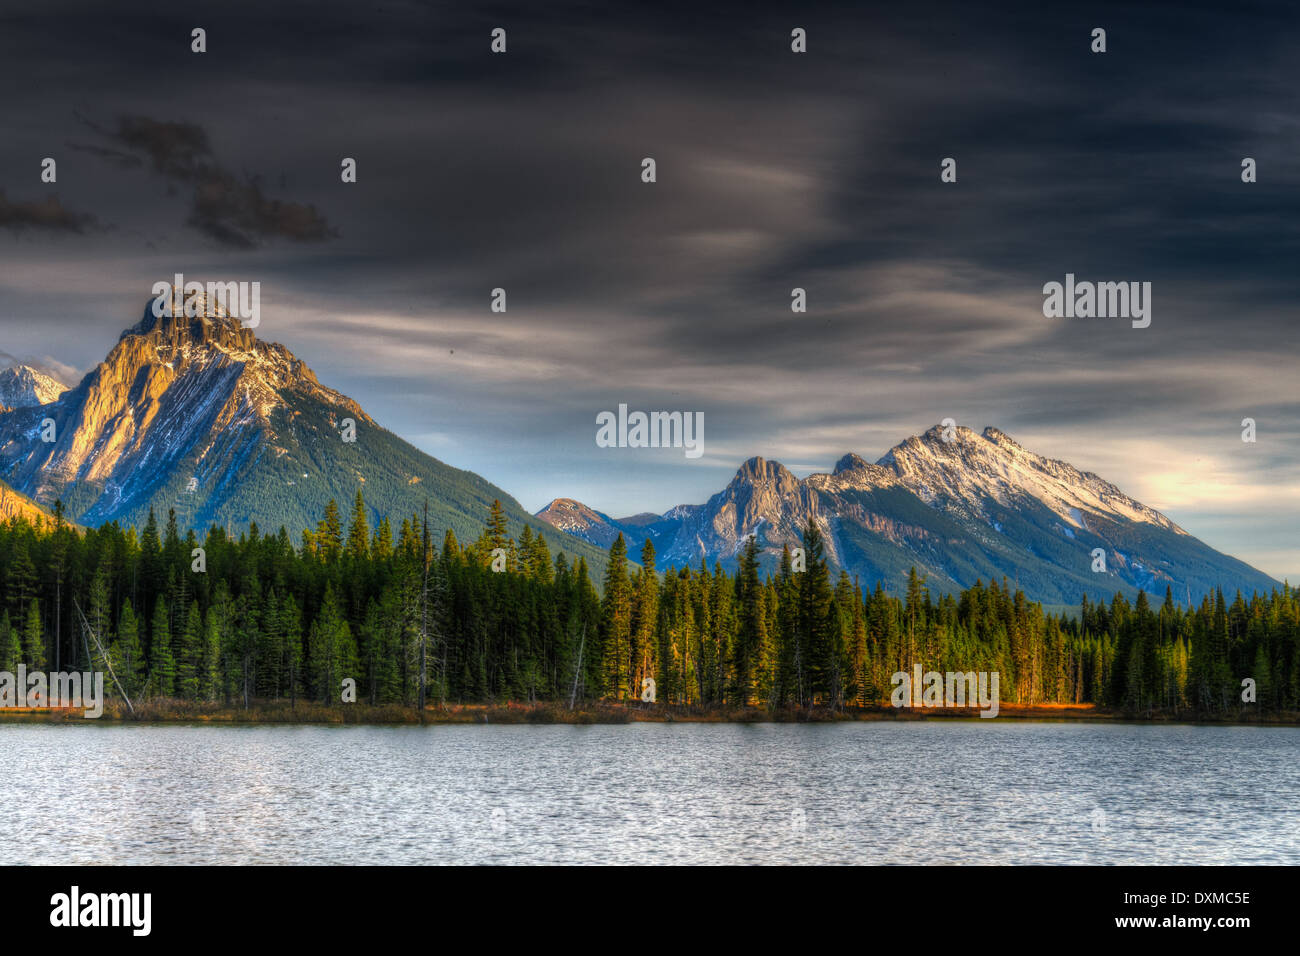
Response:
[0,190,100,234]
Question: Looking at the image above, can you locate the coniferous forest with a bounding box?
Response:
[0,495,1295,717]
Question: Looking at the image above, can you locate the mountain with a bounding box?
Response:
[0,365,67,409]
[0,289,614,575]
[0,477,59,524]
[535,498,635,549]
[536,425,1280,605]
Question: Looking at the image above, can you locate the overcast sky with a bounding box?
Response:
[1,0,1297,581]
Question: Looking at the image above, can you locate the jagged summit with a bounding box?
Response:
[980,425,1022,448]
[729,455,798,490]
[115,291,362,422]
[0,365,67,408]
[833,452,871,473]
[0,291,367,516]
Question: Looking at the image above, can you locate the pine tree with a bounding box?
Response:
[109,600,146,700]
[371,517,393,561]
[600,535,633,698]
[798,520,835,705]
[1252,644,1272,710]
[732,535,764,705]
[0,611,21,673]
[23,598,45,670]
[486,500,509,553]
[174,601,203,700]
[346,491,370,560]
[139,508,163,620]
[7,538,37,617]
[149,599,175,697]
[442,528,461,562]
[630,538,659,699]
[279,595,303,706]
[202,608,224,702]
[775,544,800,705]
[308,584,357,704]
[316,499,343,563]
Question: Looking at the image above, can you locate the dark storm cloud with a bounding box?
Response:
[188,169,337,248]
[76,114,337,247]
[0,190,100,233]
[82,115,212,180]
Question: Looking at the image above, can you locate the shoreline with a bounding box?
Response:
[3,699,1297,726]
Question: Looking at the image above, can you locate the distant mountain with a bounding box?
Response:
[0,365,67,409]
[537,425,1279,604]
[535,498,635,549]
[0,289,614,575]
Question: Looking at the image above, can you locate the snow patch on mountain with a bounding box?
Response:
[876,425,1184,535]
[0,365,68,408]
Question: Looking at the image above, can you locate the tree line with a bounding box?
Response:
[0,496,1295,715]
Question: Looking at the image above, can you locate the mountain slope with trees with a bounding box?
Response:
[0,291,614,580]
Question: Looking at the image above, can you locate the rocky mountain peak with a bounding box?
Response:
[539,497,600,521]
[123,289,256,354]
[875,422,1182,534]
[0,365,68,408]
[833,452,870,473]
[534,498,626,547]
[981,425,1022,449]
[730,455,797,491]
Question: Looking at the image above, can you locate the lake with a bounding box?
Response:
[1,722,1296,864]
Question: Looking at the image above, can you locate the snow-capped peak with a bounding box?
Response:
[876,423,1183,534]
[0,365,68,408]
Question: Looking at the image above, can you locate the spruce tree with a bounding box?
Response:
[149,599,175,697]
[23,598,45,670]
[630,538,659,699]
[600,535,632,698]
[797,520,834,705]
[109,600,146,700]
[0,611,21,673]
[202,608,224,702]
[346,491,370,560]
[317,499,343,563]
[732,536,764,705]
[486,500,509,553]
[174,601,203,700]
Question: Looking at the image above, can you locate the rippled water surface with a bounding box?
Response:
[2,722,1296,864]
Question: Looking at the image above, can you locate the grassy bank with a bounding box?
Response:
[3,699,1297,725]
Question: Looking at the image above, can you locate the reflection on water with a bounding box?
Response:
[1,722,1296,864]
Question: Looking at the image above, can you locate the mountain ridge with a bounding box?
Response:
[536,425,1278,604]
